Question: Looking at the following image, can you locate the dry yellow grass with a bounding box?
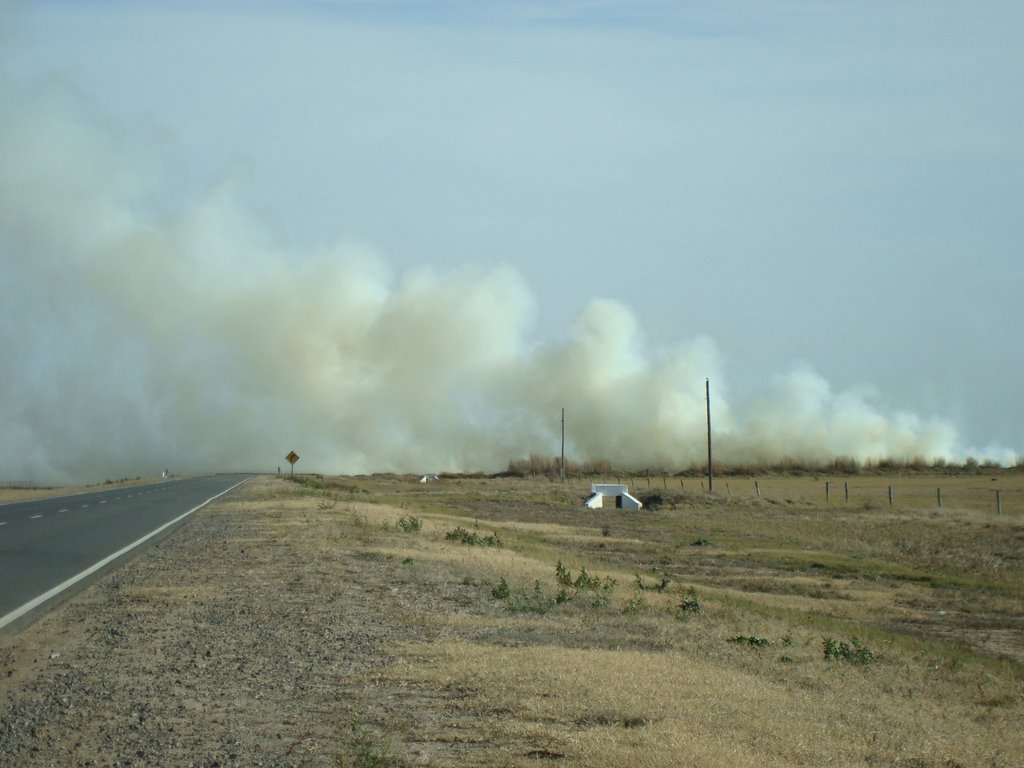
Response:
[0,475,165,504]
[277,472,1023,767]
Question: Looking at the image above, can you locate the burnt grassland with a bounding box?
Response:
[284,471,1023,767]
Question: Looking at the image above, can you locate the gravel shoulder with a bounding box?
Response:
[0,476,431,767]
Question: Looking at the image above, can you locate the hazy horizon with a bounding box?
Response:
[1,1,1020,484]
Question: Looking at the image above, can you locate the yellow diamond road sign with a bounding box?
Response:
[286,451,299,465]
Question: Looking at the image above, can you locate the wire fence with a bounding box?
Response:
[566,472,1024,516]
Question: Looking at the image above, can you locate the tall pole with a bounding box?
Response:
[561,408,566,483]
[706,378,713,492]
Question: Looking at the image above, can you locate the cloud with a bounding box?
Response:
[0,76,1016,484]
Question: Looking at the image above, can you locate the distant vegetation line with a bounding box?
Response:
[502,453,1020,479]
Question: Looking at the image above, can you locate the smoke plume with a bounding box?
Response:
[0,78,1015,484]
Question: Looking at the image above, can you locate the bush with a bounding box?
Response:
[491,578,511,600]
[823,636,876,665]
[445,526,501,547]
[396,516,422,533]
[729,635,770,647]
[634,575,670,592]
[677,587,702,616]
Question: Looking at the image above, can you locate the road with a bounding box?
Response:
[0,474,252,632]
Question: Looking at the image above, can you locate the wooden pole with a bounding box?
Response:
[706,378,713,493]
[826,481,831,504]
[560,408,566,483]
[997,490,1002,515]
[755,480,761,499]
[888,485,893,506]
[844,481,849,504]
[936,487,942,508]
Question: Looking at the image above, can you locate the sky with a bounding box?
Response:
[1,1,1021,483]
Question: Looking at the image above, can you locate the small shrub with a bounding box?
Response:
[635,575,670,592]
[491,578,511,600]
[396,516,422,533]
[691,538,712,547]
[677,588,702,616]
[623,596,646,614]
[729,635,770,647]
[823,636,877,665]
[505,580,555,614]
[445,526,501,547]
[554,561,615,606]
[555,560,572,586]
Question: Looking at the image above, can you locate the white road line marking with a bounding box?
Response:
[81,505,90,509]
[0,477,253,632]
[0,522,7,526]
[100,500,107,504]
[59,509,69,513]
[31,514,43,519]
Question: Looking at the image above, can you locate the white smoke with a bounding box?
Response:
[0,78,1017,484]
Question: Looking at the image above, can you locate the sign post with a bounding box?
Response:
[285,451,299,476]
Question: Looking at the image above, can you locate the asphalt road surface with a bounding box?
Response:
[0,474,252,633]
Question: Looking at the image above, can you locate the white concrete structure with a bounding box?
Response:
[585,483,643,510]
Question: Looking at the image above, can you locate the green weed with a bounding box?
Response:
[445,526,502,547]
[676,588,702,617]
[505,580,556,614]
[635,575,670,592]
[729,635,771,647]
[336,719,400,768]
[396,516,422,533]
[491,578,511,600]
[554,561,616,606]
[823,636,877,665]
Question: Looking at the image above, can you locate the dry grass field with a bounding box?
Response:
[0,476,162,505]
[280,470,1023,767]
[3,470,1020,765]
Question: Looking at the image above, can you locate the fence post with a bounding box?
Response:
[755,480,761,499]
[888,486,893,506]
[844,481,849,504]
[826,481,831,504]
[936,487,942,508]
[997,490,1002,515]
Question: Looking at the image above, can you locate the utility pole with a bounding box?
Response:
[561,408,566,483]
[706,378,713,492]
